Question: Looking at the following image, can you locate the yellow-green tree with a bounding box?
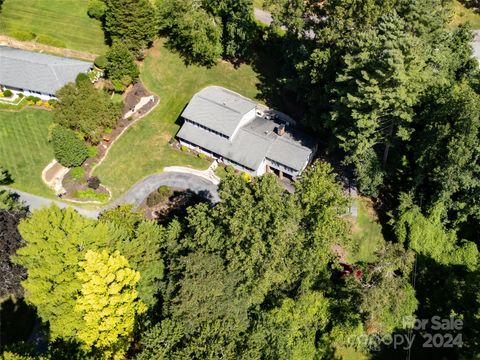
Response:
[75,250,146,359]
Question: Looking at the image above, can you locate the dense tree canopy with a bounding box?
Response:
[54,82,122,144]
[104,0,157,55]
[156,0,256,65]
[13,206,109,340]
[105,42,139,83]
[75,250,146,359]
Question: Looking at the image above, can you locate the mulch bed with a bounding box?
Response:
[142,188,207,223]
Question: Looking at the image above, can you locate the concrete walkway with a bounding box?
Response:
[164,163,221,185]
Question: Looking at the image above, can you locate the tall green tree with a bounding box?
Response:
[54,81,121,144]
[104,0,157,54]
[105,41,139,83]
[100,207,166,307]
[157,0,222,66]
[202,0,256,60]
[331,12,429,196]
[412,83,480,225]
[13,206,109,340]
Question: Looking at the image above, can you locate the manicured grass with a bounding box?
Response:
[94,39,260,198]
[451,0,480,29]
[0,0,107,54]
[0,110,54,197]
[348,198,384,263]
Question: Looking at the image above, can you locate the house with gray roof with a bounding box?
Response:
[177,86,317,178]
[0,46,92,100]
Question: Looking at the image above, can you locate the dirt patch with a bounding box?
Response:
[0,35,97,61]
[43,162,65,184]
[331,244,348,262]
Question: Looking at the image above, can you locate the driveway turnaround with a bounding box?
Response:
[2,172,220,218]
[107,172,220,210]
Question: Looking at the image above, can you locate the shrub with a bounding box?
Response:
[3,89,13,97]
[70,167,86,180]
[87,176,101,190]
[52,126,88,167]
[36,34,66,48]
[180,145,188,152]
[17,93,24,98]
[26,96,41,102]
[76,73,90,85]
[157,185,171,200]
[225,165,235,173]
[47,99,57,107]
[105,42,139,82]
[104,127,113,134]
[73,189,109,202]
[146,192,163,207]
[35,100,43,106]
[111,80,126,93]
[10,30,36,41]
[94,55,107,69]
[242,172,252,182]
[87,0,107,20]
[87,146,98,158]
[198,153,206,159]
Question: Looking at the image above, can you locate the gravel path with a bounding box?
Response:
[2,172,219,218]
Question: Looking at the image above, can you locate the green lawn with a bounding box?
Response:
[451,0,480,29]
[94,39,260,198]
[0,110,54,197]
[0,0,107,54]
[348,198,385,263]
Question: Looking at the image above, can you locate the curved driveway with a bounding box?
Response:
[107,172,220,210]
[2,172,219,219]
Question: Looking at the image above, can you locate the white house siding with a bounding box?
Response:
[2,86,56,100]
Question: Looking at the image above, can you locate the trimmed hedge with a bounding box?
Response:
[52,126,88,167]
[94,55,107,69]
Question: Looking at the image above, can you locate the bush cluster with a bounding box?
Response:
[52,126,88,167]
[146,192,163,207]
[225,165,235,173]
[94,55,107,69]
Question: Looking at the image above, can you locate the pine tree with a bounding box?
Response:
[104,0,157,55]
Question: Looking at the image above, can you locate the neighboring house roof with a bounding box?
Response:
[177,91,316,172]
[0,46,92,95]
[181,86,257,138]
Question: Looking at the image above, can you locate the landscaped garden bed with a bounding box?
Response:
[62,168,110,203]
[141,185,207,223]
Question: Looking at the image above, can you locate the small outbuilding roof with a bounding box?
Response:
[181,86,257,138]
[0,46,92,95]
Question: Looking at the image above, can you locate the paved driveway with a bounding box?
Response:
[1,186,100,218]
[108,172,220,210]
[2,172,219,218]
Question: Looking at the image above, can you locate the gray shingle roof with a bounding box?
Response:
[178,114,316,172]
[181,86,257,138]
[0,46,92,95]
